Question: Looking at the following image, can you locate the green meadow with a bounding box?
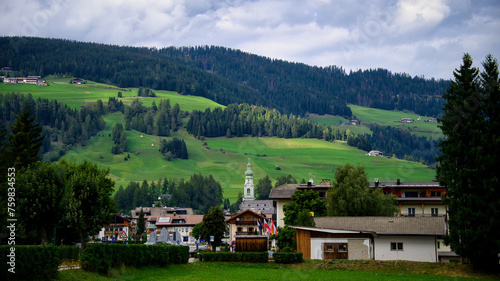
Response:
[309,105,443,139]
[63,113,435,201]
[0,78,223,112]
[349,105,443,139]
[2,79,437,201]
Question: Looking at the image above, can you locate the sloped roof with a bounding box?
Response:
[225,209,265,223]
[149,215,203,226]
[370,181,442,188]
[268,184,300,199]
[308,216,446,236]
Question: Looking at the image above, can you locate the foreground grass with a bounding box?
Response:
[58,261,498,281]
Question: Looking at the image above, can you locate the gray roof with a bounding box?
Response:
[268,184,300,199]
[309,216,446,236]
[370,181,442,188]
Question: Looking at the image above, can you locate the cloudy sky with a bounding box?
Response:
[1,0,499,80]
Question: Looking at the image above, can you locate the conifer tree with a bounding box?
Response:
[6,104,44,169]
[437,54,500,271]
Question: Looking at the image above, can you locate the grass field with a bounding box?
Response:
[2,78,437,202]
[308,106,443,139]
[57,261,497,281]
[0,78,223,112]
[62,112,436,201]
[349,105,443,139]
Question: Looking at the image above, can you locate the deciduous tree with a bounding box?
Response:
[327,163,397,216]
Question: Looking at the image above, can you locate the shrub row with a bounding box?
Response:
[201,251,268,263]
[0,245,60,281]
[80,244,189,274]
[56,245,80,262]
[273,252,303,264]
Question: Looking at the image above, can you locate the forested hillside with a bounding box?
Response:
[0,37,448,117]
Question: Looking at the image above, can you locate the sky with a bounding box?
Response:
[1,0,499,80]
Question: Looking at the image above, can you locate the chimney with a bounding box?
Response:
[397,179,401,185]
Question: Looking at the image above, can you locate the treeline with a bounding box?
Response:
[114,174,223,214]
[347,125,441,165]
[163,45,448,117]
[0,92,105,159]
[124,98,182,136]
[1,37,448,117]
[187,103,348,141]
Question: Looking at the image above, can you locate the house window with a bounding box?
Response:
[408,208,415,217]
[247,188,250,195]
[183,236,188,242]
[338,244,347,252]
[405,192,418,197]
[431,208,438,216]
[237,227,242,232]
[430,191,442,197]
[437,241,441,249]
[249,227,254,232]
[391,242,404,251]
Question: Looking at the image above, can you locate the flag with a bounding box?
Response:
[264,219,272,234]
[257,220,263,235]
[270,219,277,235]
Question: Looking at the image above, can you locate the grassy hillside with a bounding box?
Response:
[2,79,437,202]
[0,77,223,112]
[62,113,435,202]
[309,105,443,139]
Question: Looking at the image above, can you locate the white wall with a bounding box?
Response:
[374,236,437,262]
[309,238,370,260]
[276,199,291,228]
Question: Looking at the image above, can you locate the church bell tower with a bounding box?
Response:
[243,158,255,201]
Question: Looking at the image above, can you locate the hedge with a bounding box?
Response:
[0,245,60,281]
[56,245,80,263]
[80,244,189,274]
[201,252,268,263]
[273,252,303,264]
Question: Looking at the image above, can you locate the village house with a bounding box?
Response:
[365,150,383,157]
[401,117,412,123]
[269,179,330,228]
[146,214,203,245]
[94,214,136,242]
[225,209,268,242]
[371,179,447,218]
[291,216,447,262]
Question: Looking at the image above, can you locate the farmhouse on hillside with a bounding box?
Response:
[291,216,448,262]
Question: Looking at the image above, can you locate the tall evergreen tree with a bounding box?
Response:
[437,54,500,271]
[6,104,44,169]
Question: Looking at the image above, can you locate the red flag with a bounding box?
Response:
[270,219,277,235]
[264,219,272,234]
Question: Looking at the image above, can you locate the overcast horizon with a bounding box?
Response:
[1,0,499,80]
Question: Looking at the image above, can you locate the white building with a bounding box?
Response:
[243,159,255,201]
[292,216,448,262]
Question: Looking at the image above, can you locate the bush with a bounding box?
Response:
[57,246,80,263]
[202,252,268,263]
[273,252,303,264]
[80,244,189,275]
[0,245,60,281]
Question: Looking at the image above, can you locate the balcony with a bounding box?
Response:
[235,220,258,225]
[236,231,258,236]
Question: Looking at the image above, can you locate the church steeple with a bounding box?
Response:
[243,158,255,201]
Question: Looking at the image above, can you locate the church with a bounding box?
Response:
[239,159,275,216]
